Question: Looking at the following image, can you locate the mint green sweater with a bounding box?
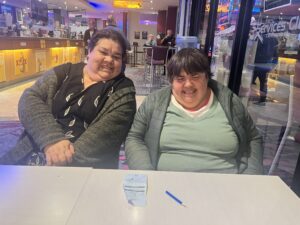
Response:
[158,95,238,173]
[126,80,264,174]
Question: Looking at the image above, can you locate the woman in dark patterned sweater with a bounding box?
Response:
[0,29,136,168]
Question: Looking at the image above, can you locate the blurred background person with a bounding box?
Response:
[252,36,278,106]
[161,29,175,47]
[144,34,157,46]
[83,18,97,55]
[105,15,131,51]
[105,15,131,72]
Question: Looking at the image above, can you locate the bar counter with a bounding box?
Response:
[0,37,85,85]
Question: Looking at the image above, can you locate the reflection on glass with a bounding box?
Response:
[210,0,240,86]
[241,1,299,106]
[241,0,300,185]
[199,0,211,50]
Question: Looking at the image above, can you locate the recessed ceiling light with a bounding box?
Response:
[280,12,283,15]
[2,0,6,3]
[298,8,300,11]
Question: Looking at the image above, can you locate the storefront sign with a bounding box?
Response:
[260,21,286,34]
[251,16,300,42]
[289,16,300,30]
[264,0,291,11]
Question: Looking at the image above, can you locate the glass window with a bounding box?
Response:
[198,0,211,50]
[210,0,240,86]
[240,0,300,183]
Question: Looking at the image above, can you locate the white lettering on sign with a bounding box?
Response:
[289,16,300,31]
[260,21,287,34]
[20,42,27,46]
[251,16,300,43]
[55,42,59,45]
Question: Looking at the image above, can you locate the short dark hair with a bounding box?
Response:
[167,48,212,82]
[88,29,127,62]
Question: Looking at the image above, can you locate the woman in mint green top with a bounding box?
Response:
[126,48,263,174]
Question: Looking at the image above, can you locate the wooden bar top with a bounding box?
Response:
[0,37,84,50]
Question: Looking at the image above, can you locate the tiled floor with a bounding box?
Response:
[0,81,35,121]
[0,65,299,189]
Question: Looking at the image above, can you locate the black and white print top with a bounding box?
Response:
[52,63,132,142]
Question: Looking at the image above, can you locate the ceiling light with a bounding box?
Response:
[298,8,300,11]
[113,0,142,9]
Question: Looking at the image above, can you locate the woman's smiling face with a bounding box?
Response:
[86,38,123,82]
[171,70,210,111]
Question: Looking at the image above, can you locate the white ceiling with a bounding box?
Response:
[8,0,179,17]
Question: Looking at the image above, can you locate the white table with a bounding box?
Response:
[1,166,300,225]
[0,165,92,225]
[66,170,300,225]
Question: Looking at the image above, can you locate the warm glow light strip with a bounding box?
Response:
[278,57,297,64]
[113,0,142,9]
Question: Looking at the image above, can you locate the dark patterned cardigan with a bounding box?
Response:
[0,63,136,168]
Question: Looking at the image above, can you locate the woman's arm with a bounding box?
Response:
[233,96,263,174]
[242,111,264,174]
[125,96,155,170]
[72,89,136,167]
[18,69,66,150]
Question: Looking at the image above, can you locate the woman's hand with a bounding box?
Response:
[44,140,75,166]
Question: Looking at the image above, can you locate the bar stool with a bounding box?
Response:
[126,50,134,67]
[132,42,144,66]
[144,46,169,87]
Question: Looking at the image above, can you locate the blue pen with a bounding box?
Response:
[165,190,186,207]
